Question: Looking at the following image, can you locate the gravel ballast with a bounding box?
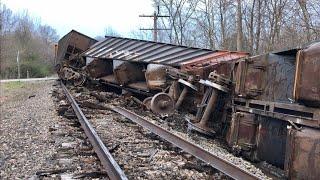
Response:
[0,81,59,179]
[0,81,104,179]
[67,86,273,179]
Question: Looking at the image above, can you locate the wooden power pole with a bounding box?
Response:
[139,5,170,42]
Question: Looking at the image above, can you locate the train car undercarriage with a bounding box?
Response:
[56,30,320,179]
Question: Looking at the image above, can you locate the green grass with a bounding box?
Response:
[1,81,25,90]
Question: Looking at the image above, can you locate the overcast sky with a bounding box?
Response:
[3,0,155,38]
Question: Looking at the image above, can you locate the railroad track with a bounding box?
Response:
[61,82,127,180]
[60,82,266,180]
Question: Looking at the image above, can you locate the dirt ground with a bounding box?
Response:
[0,80,59,179]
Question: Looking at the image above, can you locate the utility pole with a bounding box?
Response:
[16,50,20,79]
[139,5,170,42]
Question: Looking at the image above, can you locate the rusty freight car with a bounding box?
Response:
[55,30,97,85]
[228,42,320,179]
[82,36,247,113]
[56,30,97,64]
[56,30,320,180]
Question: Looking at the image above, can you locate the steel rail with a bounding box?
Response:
[61,82,128,180]
[112,106,261,180]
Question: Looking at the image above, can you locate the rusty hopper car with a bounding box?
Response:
[56,30,320,180]
[56,30,97,66]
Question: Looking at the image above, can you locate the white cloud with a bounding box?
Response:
[2,0,155,38]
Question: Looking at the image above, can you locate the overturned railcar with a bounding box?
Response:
[229,43,320,179]
[79,36,248,115]
[55,30,97,84]
[56,30,97,68]
[56,30,320,180]
[82,36,248,92]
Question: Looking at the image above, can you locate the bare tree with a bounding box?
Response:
[218,0,227,49]
[194,0,216,49]
[236,0,243,51]
[297,0,312,41]
[0,5,59,79]
[159,0,199,45]
[154,0,319,54]
[255,0,263,54]
[246,0,256,53]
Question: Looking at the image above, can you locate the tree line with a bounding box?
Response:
[0,3,59,79]
[2,0,319,80]
[153,0,320,54]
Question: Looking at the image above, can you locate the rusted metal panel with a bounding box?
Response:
[113,61,145,86]
[294,42,320,107]
[86,58,113,78]
[184,62,230,80]
[285,127,320,180]
[223,112,290,167]
[256,116,287,168]
[227,112,257,152]
[57,30,97,62]
[145,64,168,90]
[235,52,296,103]
[182,52,248,79]
[233,98,320,128]
[181,51,248,67]
[234,60,246,95]
[243,56,267,98]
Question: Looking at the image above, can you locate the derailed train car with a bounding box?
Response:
[56,30,97,85]
[229,43,320,179]
[82,36,248,115]
[56,30,320,179]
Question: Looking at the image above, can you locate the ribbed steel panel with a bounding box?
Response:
[83,36,217,66]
